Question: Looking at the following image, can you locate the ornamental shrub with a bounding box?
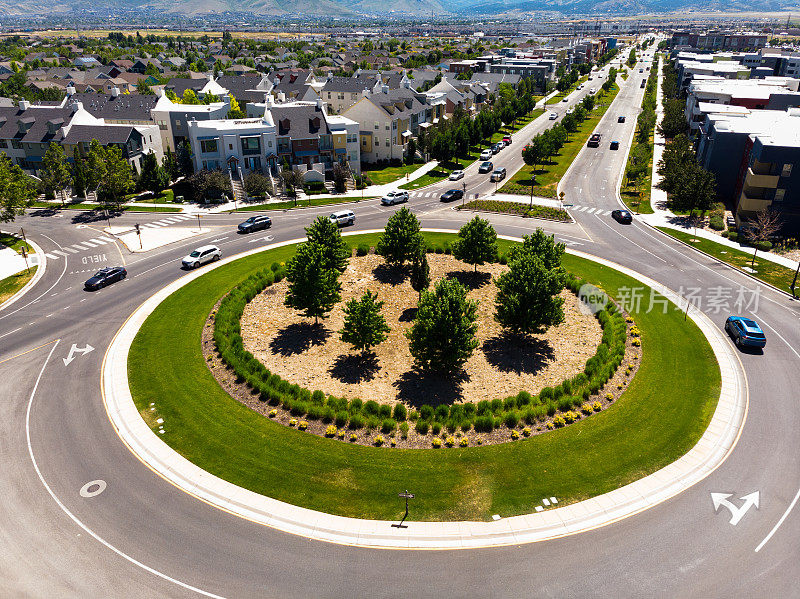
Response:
[349,433,358,442]
[392,403,407,421]
[432,438,442,448]
[491,398,503,413]
[516,391,533,406]
[420,405,434,421]
[348,413,365,429]
[460,437,469,447]
[593,401,602,411]
[311,390,326,405]
[268,409,277,418]
[431,422,442,435]
[445,436,456,447]
[325,424,337,437]
[504,411,520,428]
[335,411,349,427]
[379,404,392,419]
[356,243,370,256]
[366,416,380,430]
[581,403,593,415]
[381,418,397,433]
[553,415,566,427]
[511,430,520,440]
[364,400,380,416]
[374,435,385,446]
[564,411,578,424]
[522,427,531,436]
[322,407,335,423]
[474,415,494,432]
[503,396,517,411]
[400,422,409,439]
[415,420,430,435]
[434,404,449,421]
[348,398,363,413]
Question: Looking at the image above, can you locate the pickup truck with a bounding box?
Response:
[587,133,602,148]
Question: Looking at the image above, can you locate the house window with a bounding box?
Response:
[200,139,218,153]
[0,140,6,148]
[229,144,233,150]
[774,188,785,202]
[241,137,261,154]
[374,121,379,130]
[386,138,390,146]
[11,140,22,149]
[782,163,793,177]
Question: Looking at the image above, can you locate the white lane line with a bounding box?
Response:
[594,214,668,264]
[585,207,596,214]
[142,223,160,229]
[98,236,115,242]
[210,237,229,243]
[79,298,86,302]
[578,206,589,212]
[0,327,21,339]
[24,339,225,599]
[756,486,800,553]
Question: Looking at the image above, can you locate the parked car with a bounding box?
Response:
[725,316,767,349]
[502,136,512,145]
[237,215,272,233]
[440,189,464,202]
[640,80,646,88]
[478,161,494,174]
[618,115,626,123]
[589,88,596,93]
[381,190,409,205]
[490,167,507,182]
[448,170,464,181]
[480,149,493,160]
[562,97,569,102]
[491,143,503,154]
[182,245,221,269]
[611,209,633,224]
[330,210,355,226]
[549,112,558,120]
[610,140,620,150]
[84,266,126,291]
[587,133,602,148]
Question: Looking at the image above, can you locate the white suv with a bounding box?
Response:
[380,190,409,206]
[181,245,221,269]
[480,149,493,160]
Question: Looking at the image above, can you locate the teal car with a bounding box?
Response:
[725,316,766,349]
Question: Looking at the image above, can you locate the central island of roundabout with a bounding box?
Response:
[104,214,745,549]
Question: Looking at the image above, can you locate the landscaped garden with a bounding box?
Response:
[128,218,720,521]
[0,232,36,305]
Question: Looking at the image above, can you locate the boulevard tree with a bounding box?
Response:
[340,290,391,354]
[41,142,72,204]
[452,216,498,271]
[72,147,86,198]
[284,241,342,324]
[97,145,134,205]
[305,215,349,273]
[656,134,693,194]
[406,277,479,374]
[0,154,37,222]
[377,206,423,267]
[138,151,170,196]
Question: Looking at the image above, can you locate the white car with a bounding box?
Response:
[479,149,493,160]
[549,112,558,120]
[380,190,409,206]
[449,170,464,181]
[181,245,221,269]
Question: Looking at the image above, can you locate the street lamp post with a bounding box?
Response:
[462,181,466,206]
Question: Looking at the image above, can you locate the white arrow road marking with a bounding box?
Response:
[248,235,274,244]
[62,343,95,366]
[711,491,760,526]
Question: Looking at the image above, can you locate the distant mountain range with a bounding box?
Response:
[4,0,800,17]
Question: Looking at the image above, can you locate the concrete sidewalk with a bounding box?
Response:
[102,230,746,550]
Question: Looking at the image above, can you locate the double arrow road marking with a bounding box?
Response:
[63,343,95,366]
[711,491,760,526]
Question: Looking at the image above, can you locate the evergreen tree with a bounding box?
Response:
[518,229,565,271]
[340,291,390,353]
[452,216,498,271]
[162,146,179,181]
[409,247,430,298]
[284,242,341,324]
[138,151,169,195]
[305,215,349,273]
[176,141,194,177]
[406,278,478,374]
[377,206,423,267]
[72,147,85,199]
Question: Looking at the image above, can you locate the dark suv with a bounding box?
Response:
[587,133,602,148]
[238,215,272,233]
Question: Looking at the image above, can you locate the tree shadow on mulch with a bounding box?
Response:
[482,333,556,375]
[329,352,381,384]
[393,368,469,406]
[269,322,331,356]
[398,307,417,322]
[372,262,407,286]
[446,270,492,290]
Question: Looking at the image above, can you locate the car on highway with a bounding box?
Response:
[181,245,221,269]
[502,136,512,145]
[490,167,507,182]
[448,170,464,181]
[480,149,493,160]
[587,133,602,148]
[440,189,464,202]
[330,210,355,226]
[84,266,126,291]
[380,190,409,205]
[725,316,767,349]
[478,161,494,174]
[237,215,272,233]
[610,140,620,150]
[549,112,558,120]
[611,209,633,224]
[618,115,626,123]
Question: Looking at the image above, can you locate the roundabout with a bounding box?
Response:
[105,230,737,547]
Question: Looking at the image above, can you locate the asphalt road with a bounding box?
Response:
[2,48,799,598]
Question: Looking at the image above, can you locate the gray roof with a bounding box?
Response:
[270,104,330,138]
[60,124,136,145]
[0,105,75,143]
[322,76,366,93]
[165,77,206,97]
[69,92,157,121]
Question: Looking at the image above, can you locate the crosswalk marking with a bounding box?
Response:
[45,253,58,259]
[53,250,68,257]
[89,238,108,245]
[64,247,79,253]
[585,207,596,214]
[80,240,98,248]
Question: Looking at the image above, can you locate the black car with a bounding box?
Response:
[610,140,620,150]
[478,161,494,174]
[238,215,272,233]
[84,266,127,290]
[611,209,633,224]
[440,189,464,202]
[617,115,626,123]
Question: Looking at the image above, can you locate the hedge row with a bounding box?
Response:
[212,257,630,438]
[457,199,571,222]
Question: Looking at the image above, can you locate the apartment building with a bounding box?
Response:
[151,91,230,151]
[187,115,278,174]
[670,31,767,51]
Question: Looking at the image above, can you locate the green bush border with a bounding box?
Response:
[457,199,571,222]
[128,233,720,520]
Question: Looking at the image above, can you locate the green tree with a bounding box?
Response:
[40,142,73,204]
[284,241,342,324]
[97,145,133,205]
[406,277,479,374]
[0,153,37,222]
[405,137,417,164]
[305,214,349,273]
[669,162,717,215]
[72,147,86,199]
[84,139,106,193]
[340,290,390,353]
[494,249,565,337]
[658,98,688,139]
[452,216,498,271]
[138,151,169,195]
[377,206,423,267]
[409,247,430,298]
[227,95,246,119]
[162,146,179,180]
[181,89,201,105]
[176,141,194,177]
[519,228,565,271]
[656,134,693,194]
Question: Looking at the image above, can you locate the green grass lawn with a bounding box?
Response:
[657,227,799,294]
[0,266,36,306]
[458,199,570,222]
[129,189,176,204]
[128,232,720,521]
[0,232,32,254]
[29,201,182,213]
[362,162,425,186]
[501,84,621,198]
[235,196,378,212]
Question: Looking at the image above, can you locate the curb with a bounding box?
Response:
[102,230,746,550]
[0,236,46,313]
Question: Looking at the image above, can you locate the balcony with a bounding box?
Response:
[738,187,771,212]
[745,167,779,189]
